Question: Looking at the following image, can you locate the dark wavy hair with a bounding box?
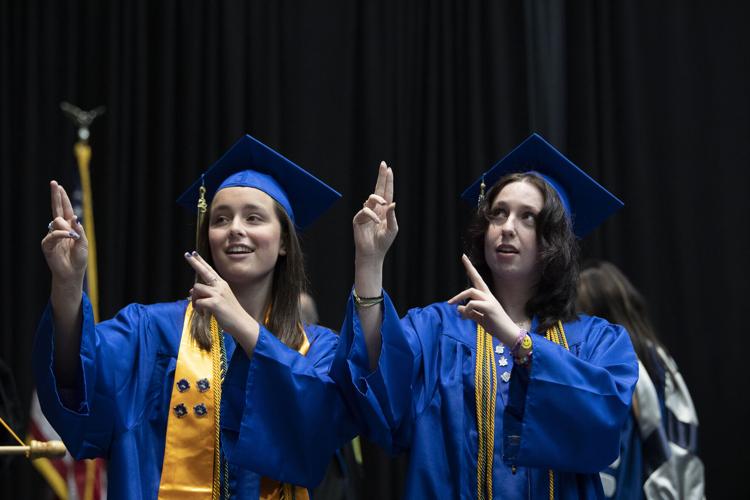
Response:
[190,199,307,351]
[465,172,579,333]
[577,260,663,380]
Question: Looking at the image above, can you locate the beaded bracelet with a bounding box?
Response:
[511,330,533,366]
[510,329,528,355]
[352,289,384,308]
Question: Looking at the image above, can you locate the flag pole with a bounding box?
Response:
[73,137,99,500]
[59,102,107,500]
[0,416,66,458]
[60,102,105,323]
[73,141,99,323]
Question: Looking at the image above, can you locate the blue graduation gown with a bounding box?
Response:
[33,293,356,499]
[332,291,638,499]
[600,411,644,499]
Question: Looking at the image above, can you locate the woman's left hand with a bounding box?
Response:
[184,251,259,339]
[448,254,517,345]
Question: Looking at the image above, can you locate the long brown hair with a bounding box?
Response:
[465,172,579,333]
[577,260,663,380]
[190,199,307,351]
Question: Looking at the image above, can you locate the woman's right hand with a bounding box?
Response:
[41,181,88,285]
[353,161,398,264]
[43,181,88,389]
[353,162,396,369]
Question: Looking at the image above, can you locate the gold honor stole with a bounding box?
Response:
[474,321,569,500]
[158,303,311,500]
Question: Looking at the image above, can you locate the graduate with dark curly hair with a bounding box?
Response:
[333,134,640,499]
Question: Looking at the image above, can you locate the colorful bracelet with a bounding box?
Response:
[510,329,528,355]
[512,331,533,366]
[352,288,384,308]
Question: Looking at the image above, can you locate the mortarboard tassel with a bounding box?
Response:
[478,175,486,206]
[196,174,208,248]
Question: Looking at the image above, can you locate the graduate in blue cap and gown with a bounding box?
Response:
[332,133,640,499]
[34,135,356,499]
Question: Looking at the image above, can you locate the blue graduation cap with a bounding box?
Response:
[460,133,623,237]
[177,134,341,229]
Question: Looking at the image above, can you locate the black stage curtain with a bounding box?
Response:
[1,1,747,498]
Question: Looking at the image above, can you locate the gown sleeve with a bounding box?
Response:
[331,290,442,455]
[220,324,358,489]
[502,317,639,473]
[32,293,159,460]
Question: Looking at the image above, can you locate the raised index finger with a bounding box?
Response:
[461,254,490,292]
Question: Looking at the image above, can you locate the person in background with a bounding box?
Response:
[577,260,705,499]
[300,292,320,326]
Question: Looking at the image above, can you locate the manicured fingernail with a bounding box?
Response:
[74,216,81,226]
[192,251,198,257]
[68,231,80,239]
[184,252,192,258]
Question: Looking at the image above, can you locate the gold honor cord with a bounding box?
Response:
[474,321,569,500]
[544,321,569,500]
[474,325,497,500]
[211,316,223,499]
